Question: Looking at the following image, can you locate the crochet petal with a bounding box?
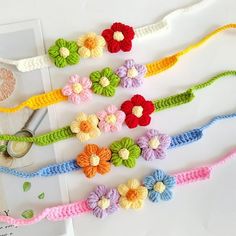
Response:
[98,147,112,161]
[79,89,92,102]
[163,175,176,188]
[96,35,106,46]
[48,45,60,57]
[68,93,81,105]
[135,64,147,77]
[90,71,102,82]
[84,144,99,155]
[125,114,139,128]
[123,157,136,168]
[115,110,125,123]
[160,188,173,201]
[120,137,135,148]
[80,77,92,89]
[89,127,101,138]
[121,25,135,40]
[115,66,128,78]
[55,38,67,47]
[67,41,78,52]
[76,112,87,122]
[127,179,140,189]
[146,129,159,139]
[107,39,121,53]
[92,83,104,95]
[97,161,111,175]
[102,86,116,97]
[76,152,90,167]
[120,40,132,52]
[109,74,120,87]
[136,136,149,149]
[111,154,123,166]
[70,121,80,133]
[93,206,106,218]
[76,132,90,142]
[139,114,151,126]
[143,175,156,190]
[119,196,131,209]
[142,148,156,161]
[128,144,141,158]
[87,191,99,209]
[130,77,143,88]
[117,184,129,196]
[68,74,80,84]
[99,120,111,132]
[106,188,120,202]
[120,100,134,114]
[101,29,114,42]
[131,94,145,105]
[102,67,113,77]
[83,166,97,178]
[62,85,73,96]
[78,47,91,58]
[109,141,122,152]
[106,104,118,114]
[90,47,103,58]
[96,110,107,120]
[110,123,122,132]
[94,185,107,197]
[111,22,123,31]
[66,53,79,65]
[152,169,165,182]
[55,56,67,68]
[88,114,99,126]
[154,148,166,160]
[106,204,119,215]
[124,59,135,69]
[120,77,133,88]
[142,101,155,114]
[148,190,161,203]
[130,199,143,209]
[137,186,148,200]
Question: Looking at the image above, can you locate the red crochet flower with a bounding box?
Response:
[120,94,155,129]
[101,22,135,53]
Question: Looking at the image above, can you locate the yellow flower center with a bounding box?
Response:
[89,154,100,167]
[59,47,70,58]
[148,137,160,149]
[127,67,138,78]
[80,120,92,133]
[126,189,138,201]
[132,106,143,118]
[113,31,124,41]
[84,37,97,50]
[154,182,166,193]
[118,148,129,160]
[99,76,110,87]
[72,83,83,94]
[105,114,117,124]
[98,197,110,210]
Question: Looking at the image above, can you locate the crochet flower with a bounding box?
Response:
[136,129,171,161]
[96,105,125,132]
[116,59,147,88]
[48,38,80,68]
[61,74,92,104]
[77,32,106,58]
[118,179,147,209]
[87,185,120,218]
[77,144,111,178]
[143,169,175,203]
[109,137,141,168]
[120,94,155,129]
[90,67,120,97]
[70,112,101,142]
[101,22,135,53]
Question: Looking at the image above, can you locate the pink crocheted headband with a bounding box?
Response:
[1,147,235,226]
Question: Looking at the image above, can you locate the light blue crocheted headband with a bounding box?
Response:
[0,112,235,179]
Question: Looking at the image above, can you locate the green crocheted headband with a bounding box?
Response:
[0,70,235,147]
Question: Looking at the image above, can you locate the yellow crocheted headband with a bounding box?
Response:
[0,24,235,113]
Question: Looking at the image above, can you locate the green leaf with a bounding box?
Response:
[38,192,45,200]
[21,210,34,219]
[23,181,31,192]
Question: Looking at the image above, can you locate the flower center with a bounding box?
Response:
[127,67,138,78]
[72,83,83,94]
[132,106,143,118]
[105,114,117,124]
[126,189,138,201]
[113,31,124,41]
[84,37,97,50]
[99,76,110,87]
[98,197,110,210]
[79,120,92,133]
[148,137,160,149]
[118,148,130,160]
[59,47,70,58]
[89,154,100,166]
[154,182,166,193]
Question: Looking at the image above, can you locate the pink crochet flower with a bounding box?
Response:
[97,105,125,132]
[62,74,92,104]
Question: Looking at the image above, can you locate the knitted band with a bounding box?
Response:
[0,70,235,145]
[1,24,236,113]
[0,112,235,178]
[0,147,235,226]
[0,0,209,72]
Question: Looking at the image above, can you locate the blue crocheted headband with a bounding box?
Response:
[0,112,235,179]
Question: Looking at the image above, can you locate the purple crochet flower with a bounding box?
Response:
[136,129,171,161]
[87,185,120,218]
[115,59,147,88]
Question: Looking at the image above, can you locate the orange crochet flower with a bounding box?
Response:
[77,144,112,178]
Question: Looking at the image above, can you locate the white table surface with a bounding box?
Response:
[1,0,236,235]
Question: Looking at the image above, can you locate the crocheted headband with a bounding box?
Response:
[1,147,235,225]
[0,24,235,113]
[0,112,235,178]
[0,70,235,145]
[0,0,209,72]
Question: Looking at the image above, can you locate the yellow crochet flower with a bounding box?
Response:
[117,179,148,209]
[77,32,106,58]
[70,112,101,142]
